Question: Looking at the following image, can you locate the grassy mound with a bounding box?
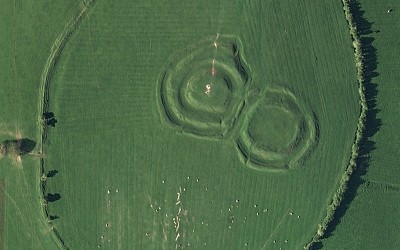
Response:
[236,87,318,172]
[248,106,299,153]
[158,35,250,138]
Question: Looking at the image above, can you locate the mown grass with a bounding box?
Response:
[41,1,362,249]
[247,106,298,152]
[0,1,81,249]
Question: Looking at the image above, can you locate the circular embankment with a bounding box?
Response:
[158,34,251,138]
[236,87,319,172]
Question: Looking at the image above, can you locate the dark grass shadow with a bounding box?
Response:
[311,1,382,248]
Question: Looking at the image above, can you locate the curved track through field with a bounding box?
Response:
[37,0,97,249]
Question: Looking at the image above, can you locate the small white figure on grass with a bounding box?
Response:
[213,33,220,48]
[205,84,212,94]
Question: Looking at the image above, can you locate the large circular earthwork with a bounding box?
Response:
[236,87,319,172]
[158,35,251,138]
[157,35,318,172]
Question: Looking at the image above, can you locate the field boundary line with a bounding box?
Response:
[36,1,97,249]
[305,0,374,248]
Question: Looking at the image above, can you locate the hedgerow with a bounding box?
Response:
[305,0,369,248]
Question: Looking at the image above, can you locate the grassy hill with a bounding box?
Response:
[43,0,359,249]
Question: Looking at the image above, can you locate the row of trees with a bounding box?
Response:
[305,0,369,248]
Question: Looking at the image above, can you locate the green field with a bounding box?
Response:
[2,0,398,249]
[44,0,358,249]
[0,1,81,249]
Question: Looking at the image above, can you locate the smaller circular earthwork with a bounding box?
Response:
[236,87,318,172]
[158,34,251,138]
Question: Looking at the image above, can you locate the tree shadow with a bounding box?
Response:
[43,112,55,119]
[45,193,61,203]
[312,1,382,248]
[42,112,58,127]
[46,170,58,178]
[49,215,60,220]
[19,138,37,155]
[47,118,58,127]
[1,138,36,156]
